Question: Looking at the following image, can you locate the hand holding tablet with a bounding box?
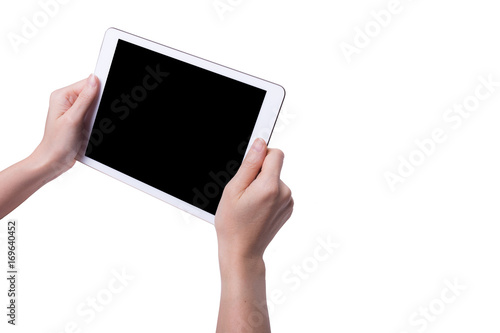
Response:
[79,28,286,223]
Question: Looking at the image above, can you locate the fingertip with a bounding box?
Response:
[80,74,99,102]
[245,138,267,166]
[88,74,99,89]
[66,75,99,123]
[229,138,267,190]
[252,137,266,153]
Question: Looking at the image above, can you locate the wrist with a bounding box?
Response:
[219,254,266,282]
[26,148,62,185]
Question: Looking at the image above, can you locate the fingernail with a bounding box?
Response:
[88,74,97,88]
[252,138,265,153]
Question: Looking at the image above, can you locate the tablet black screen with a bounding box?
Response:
[85,39,266,215]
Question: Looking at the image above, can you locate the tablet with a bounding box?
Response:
[78,28,285,224]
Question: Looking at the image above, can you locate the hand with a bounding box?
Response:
[215,137,294,263]
[0,75,100,219]
[31,74,99,179]
[214,138,293,333]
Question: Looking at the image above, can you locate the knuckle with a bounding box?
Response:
[262,181,280,199]
[222,179,239,197]
[282,184,292,199]
[242,158,260,171]
[49,89,61,103]
[269,148,285,161]
[77,90,91,102]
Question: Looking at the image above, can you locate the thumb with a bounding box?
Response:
[69,74,99,123]
[230,138,267,191]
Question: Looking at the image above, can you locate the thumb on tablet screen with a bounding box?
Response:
[231,138,267,191]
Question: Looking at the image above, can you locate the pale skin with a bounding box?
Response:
[216,139,294,332]
[0,74,99,219]
[0,75,294,333]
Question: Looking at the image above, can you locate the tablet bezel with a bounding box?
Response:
[78,27,285,224]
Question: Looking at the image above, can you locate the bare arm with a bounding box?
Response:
[215,138,294,333]
[0,153,58,220]
[0,75,99,219]
[218,257,268,332]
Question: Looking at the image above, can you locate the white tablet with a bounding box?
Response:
[78,28,285,224]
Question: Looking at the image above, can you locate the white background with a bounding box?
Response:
[1,0,499,332]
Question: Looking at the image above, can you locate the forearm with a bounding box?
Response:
[216,257,271,333]
[0,152,58,219]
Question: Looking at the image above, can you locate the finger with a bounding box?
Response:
[66,74,99,123]
[230,138,267,191]
[257,149,285,183]
[47,78,87,120]
[65,77,88,95]
[55,78,89,105]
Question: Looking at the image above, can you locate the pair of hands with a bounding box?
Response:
[19,75,293,332]
[37,75,293,260]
